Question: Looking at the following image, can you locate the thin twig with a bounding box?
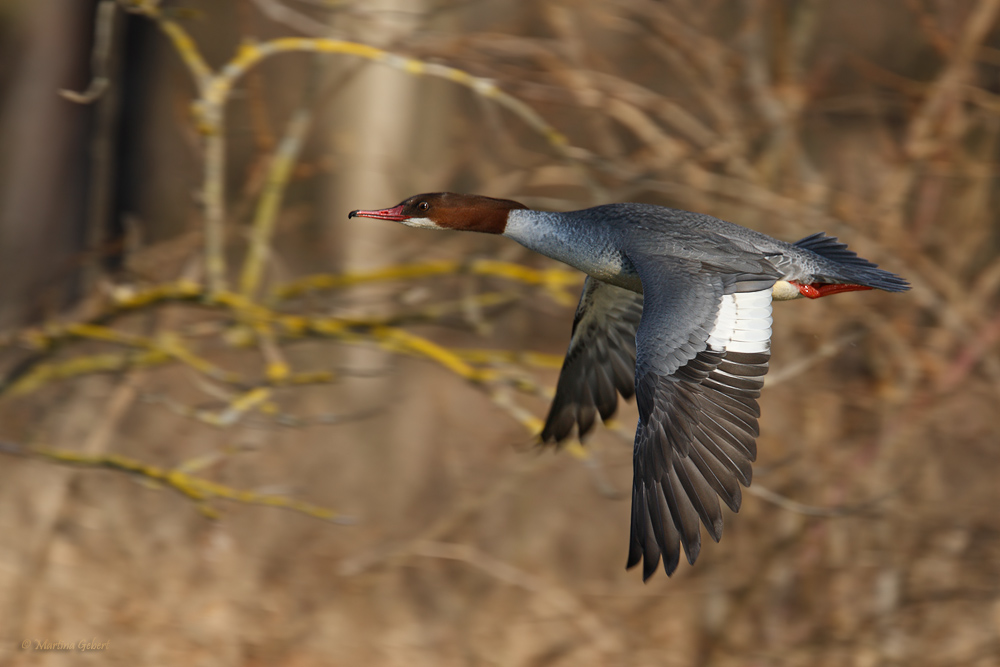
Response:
[6,439,350,523]
[239,61,321,299]
[249,0,333,37]
[409,540,622,654]
[60,0,117,104]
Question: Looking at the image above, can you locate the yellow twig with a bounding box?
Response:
[272,259,582,301]
[63,323,154,348]
[7,321,246,391]
[125,1,213,92]
[453,348,565,370]
[7,350,170,396]
[239,105,313,299]
[254,321,292,382]
[155,332,246,384]
[2,272,577,413]
[212,386,273,426]
[489,388,545,435]
[208,38,571,154]
[272,261,463,300]
[30,445,344,522]
[370,326,495,383]
[123,4,587,299]
[108,280,206,311]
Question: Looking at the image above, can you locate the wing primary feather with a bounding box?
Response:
[664,468,703,565]
[676,456,724,541]
[688,434,743,512]
[627,484,644,570]
[641,485,663,581]
[697,405,759,460]
[653,481,682,576]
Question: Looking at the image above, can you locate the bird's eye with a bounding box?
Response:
[418,201,429,211]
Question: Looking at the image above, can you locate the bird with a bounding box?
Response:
[349,193,910,580]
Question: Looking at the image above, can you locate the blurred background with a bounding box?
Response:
[0,0,999,665]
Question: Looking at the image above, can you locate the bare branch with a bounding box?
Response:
[59,0,117,104]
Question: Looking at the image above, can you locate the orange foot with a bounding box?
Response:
[791,281,874,299]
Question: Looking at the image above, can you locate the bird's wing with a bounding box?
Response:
[627,255,776,580]
[540,276,644,442]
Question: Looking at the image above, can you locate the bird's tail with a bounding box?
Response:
[794,232,910,293]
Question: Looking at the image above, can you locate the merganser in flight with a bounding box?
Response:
[349,193,909,580]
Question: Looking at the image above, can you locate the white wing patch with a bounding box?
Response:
[706,289,772,354]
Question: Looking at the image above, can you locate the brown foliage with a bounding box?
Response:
[1,1,999,665]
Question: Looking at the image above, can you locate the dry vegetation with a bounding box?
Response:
[0,0,999,665]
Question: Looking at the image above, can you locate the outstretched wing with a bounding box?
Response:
[627,256,777,580]
[540,277,643,442]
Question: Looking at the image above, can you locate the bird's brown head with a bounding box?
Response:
[348,192,527,234]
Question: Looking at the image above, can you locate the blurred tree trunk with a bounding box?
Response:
[0,0,95,329]
[325,2,426,275]
[321,0,467,520]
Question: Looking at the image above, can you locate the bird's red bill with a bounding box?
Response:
[349,205,407,221]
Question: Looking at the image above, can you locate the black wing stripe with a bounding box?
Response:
[704,373,764,393]
[724,351,770,366]
[718,359,769,376]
